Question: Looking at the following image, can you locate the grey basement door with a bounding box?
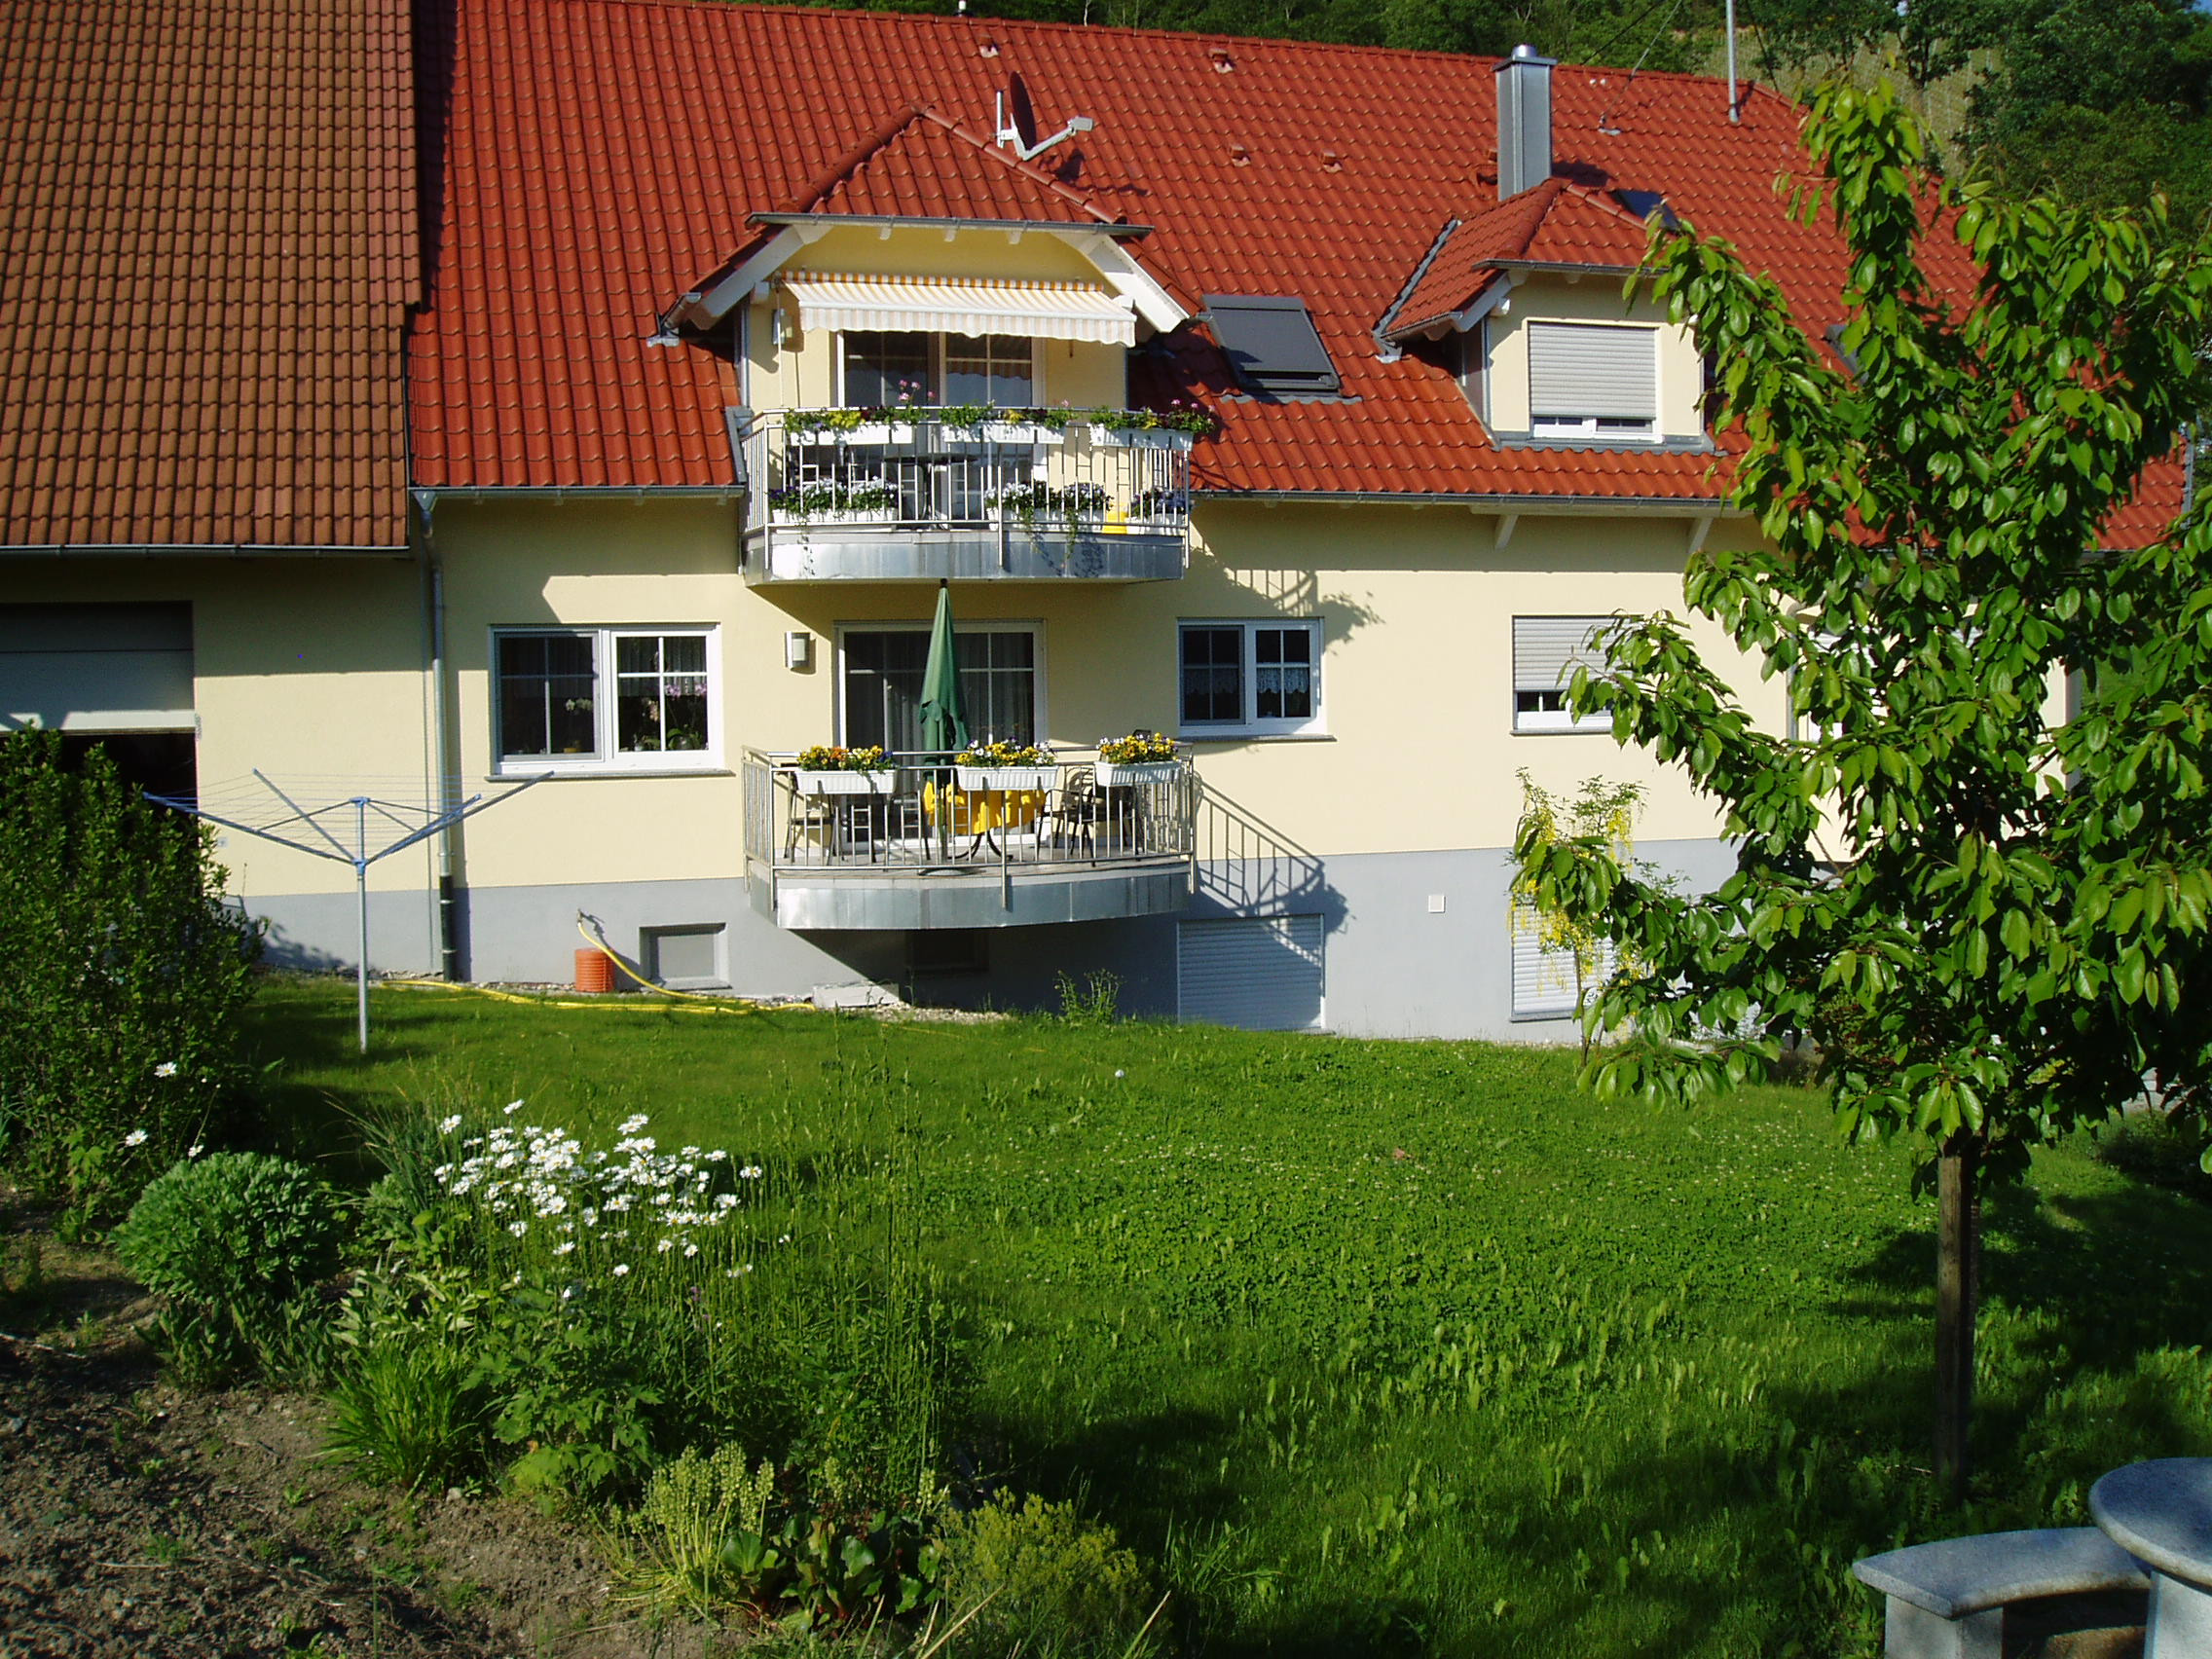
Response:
[1177,915,1325,1031]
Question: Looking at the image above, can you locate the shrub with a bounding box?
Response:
[360,1105,963,1511]
[0,731,260,1226]
[938,1492,1156,1657]
[325,1326,494,1492]
[2092,1111,2212,1202]
[112,1152,344,1334]
[612,1444,779,1619]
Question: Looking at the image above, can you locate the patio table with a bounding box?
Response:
[2089,1457,2212,1656]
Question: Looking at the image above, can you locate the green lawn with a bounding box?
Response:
[246,976,2212,1658]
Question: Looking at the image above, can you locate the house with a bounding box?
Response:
[0,0,427,961]
[4,0,2179,1037]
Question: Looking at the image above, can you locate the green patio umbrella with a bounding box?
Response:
[917,579,969,755]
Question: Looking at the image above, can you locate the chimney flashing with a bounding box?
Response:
[1494,43,1556,201]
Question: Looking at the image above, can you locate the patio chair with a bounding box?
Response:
[782,779,840,862]
[1044,764,1107,856]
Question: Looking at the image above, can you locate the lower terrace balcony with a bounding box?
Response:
[742,750,1197,930]
[735,412,1193,583]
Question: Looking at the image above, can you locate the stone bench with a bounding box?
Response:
[1853,1528,2151,1658]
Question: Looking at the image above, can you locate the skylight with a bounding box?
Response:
[1203,295,1341,397]
[1611,189,1679,230]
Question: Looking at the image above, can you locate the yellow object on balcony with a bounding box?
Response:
[921,780,1046,834]
[778,272,1137,346]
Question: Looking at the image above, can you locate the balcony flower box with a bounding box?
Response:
[767,482,901,527]
[1088,424,1195,451]
[989,482,1109,535]
[955,765,1058,793]
[794,767,899,795]
[953,742,1057,793]
[783,505,900,528]
[1095,760,1181,788]
[945,420,1062,448]
[792,745,900,795]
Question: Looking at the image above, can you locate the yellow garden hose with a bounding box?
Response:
[383,977,787,1017]
[377,912,793,1018]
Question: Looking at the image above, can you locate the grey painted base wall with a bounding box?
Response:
[240,836,1736,1043]
[248,889,440,977]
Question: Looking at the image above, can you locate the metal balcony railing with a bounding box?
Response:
[742,750,1198,879]
[734,411,1194,581]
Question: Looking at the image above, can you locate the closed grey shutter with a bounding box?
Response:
[1512,615,1607,694]
[0,603,194,732]
[1528,322,1656,420]
[1179,915,1324,1031]
[1511,904,1610,1019]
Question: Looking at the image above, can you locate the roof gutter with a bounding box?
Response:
[748,211,1151,240]
[1194,489,1730,516]
[410,486,743,526]
[0,541,411,559]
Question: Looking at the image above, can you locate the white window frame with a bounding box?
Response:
[491,625,722,777]
[1527,320,1660,444]
[835,333,1047,409]
[832,619,1048,749]
[1513,615,1612,735]
[1177,618,1325,739]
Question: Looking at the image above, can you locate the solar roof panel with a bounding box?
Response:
[1203,295,1341,396]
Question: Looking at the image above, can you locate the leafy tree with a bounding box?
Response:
[1513,79,2212,1501]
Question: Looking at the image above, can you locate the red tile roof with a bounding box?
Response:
[408,0,2187,540]
[1388,179,1655,337]
[0,0,417,551]
[786,104,1124,226]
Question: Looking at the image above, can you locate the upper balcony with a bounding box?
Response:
[735,410,1194,584]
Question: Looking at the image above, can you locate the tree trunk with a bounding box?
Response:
[1935,1130,1981,1505]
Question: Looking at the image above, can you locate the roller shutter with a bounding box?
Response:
[1528,322,1657,420]
[1178,915,1325,1031]
[1511,903,1612,1019]
[0,603,194,732]
[1511,615,1608,697]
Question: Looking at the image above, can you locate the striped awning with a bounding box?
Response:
[779,273,1137,345]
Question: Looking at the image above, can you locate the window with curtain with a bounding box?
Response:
[1178,620,1323,737]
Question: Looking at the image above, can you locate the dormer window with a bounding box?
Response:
[840,330,1039,408]
[1528,321,1657,443]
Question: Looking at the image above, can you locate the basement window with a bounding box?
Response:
[1203,295,1341,397]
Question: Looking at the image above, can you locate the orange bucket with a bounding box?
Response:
[573,947,617,994]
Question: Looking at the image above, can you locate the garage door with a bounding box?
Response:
[1177,914,1325,1031]
[0,604,194,733]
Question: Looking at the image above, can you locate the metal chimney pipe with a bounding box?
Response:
[1494,43,1557,200]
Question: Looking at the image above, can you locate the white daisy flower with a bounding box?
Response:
[611,1263,631,1276]
[439,1115,463,1133]
[153,1061,178,1079]
[123,1128,148,1148]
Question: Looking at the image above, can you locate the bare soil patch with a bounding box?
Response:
[0,1214,713,1659]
